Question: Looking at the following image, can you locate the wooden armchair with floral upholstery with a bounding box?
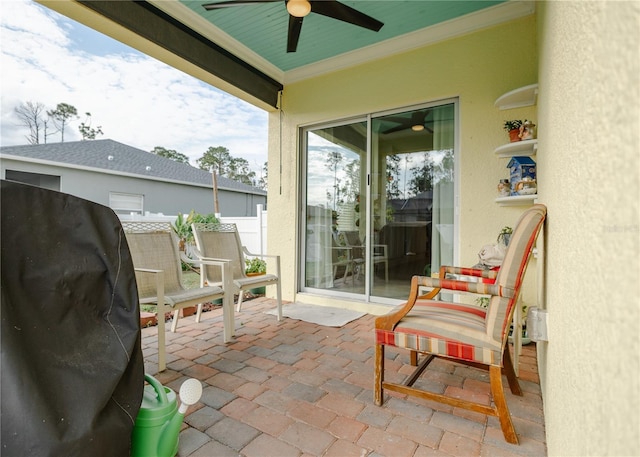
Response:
[374,204,546,444]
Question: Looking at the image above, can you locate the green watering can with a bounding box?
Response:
[131,374,203,457]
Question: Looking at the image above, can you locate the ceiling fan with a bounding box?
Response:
[382,110,434,135]
[202,0,384,53]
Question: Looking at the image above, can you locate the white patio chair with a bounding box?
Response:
[122,221,232,371]
[191,223,282,334]
[342,230,389,282]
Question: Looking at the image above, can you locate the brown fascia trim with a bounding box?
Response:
[78,0,282,108]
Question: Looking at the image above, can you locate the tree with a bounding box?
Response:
[433,149,454,184]
[197,146,233,214]
[151,146,190,164]
[78,112,104,140]
[14,101,46,144]
[256,161,268,190]
[408,152,435,196]
[385,154,402,200]
[343,159,360,202]
[228,157,256,186]
[47,103,78,142]
[325,151,343,210]
[197,146,233,175]
[196,146,265,212]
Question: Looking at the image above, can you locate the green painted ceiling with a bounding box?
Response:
[179,1,505,72]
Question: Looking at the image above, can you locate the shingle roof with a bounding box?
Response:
[0,139,266,195]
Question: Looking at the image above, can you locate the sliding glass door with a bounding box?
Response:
[301,101,456,303]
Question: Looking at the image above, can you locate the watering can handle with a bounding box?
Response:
[144,374,169,404]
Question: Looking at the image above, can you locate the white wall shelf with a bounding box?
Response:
[495,195,538,206]
[495,83,538,110]
[494,139,538,158]
[494,84,539,211]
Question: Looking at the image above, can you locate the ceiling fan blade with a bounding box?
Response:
[310,0,383,32]
[382,124,408,135]
[383,115,411,124]
[287,15,304,53]
[202,0,279,11]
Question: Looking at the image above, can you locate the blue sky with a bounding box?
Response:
[0,0,268,173]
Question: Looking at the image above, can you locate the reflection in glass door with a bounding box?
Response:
[303,120,367,295]
[302,101,456,302]
[371,103,455,299]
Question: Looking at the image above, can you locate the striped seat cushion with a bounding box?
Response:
[375,300,504,366]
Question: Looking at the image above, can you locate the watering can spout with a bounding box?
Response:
[157,412,184,456]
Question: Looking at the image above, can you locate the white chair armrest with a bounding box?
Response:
[133,268,166,309]
[242,247,281,277]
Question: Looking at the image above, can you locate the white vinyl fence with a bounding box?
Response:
[119,204,268,257]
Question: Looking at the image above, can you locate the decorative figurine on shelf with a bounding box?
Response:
[497,179,510,197]
[515,177,537,195]
[518,119,536,140]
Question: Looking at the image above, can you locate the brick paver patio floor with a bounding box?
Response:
[141,297,547,457]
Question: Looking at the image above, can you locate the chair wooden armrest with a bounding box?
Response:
[439,265,498,280]
[417,275,513,298]
[375,276,440,330]
[376,273,515,331]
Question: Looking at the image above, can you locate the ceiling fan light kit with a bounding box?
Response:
[286,0,311,18]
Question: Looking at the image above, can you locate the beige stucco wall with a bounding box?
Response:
[536,1,639,455]
[267,15,539,311]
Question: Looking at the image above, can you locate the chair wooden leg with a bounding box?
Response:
[503,344,523,396]
[374,343,384,406]
[410,350,419,366]
[490,365,519,444]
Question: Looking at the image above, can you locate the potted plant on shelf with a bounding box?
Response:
[503,120,523,143]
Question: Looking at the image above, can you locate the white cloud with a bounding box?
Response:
[0,0,268,170]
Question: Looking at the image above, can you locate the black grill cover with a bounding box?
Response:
[1,180,144,456]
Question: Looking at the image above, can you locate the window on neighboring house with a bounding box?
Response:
[109,192,143,215]
[5,170,60,191]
